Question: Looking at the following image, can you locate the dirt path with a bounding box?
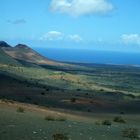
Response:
[1,100,140,124]
[0,100,96,123]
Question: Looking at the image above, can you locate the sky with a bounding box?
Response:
[0,0,140,52]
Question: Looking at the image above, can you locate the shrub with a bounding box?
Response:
[46,88,50,91]
[56,117,67,122]
[25,96,31,101]
[87,109,91,112]
[77,89,81,91]
[53,133,69,140]
[45,116,55,121]
[127,94,135,99]
[122,128,139,139]
[102,120,112,126]
[120,111,125,115]
[113,116,126,123]
[70,98,76,103]
[1,98,8,103]
[41,92,45,95]
[17,107,25,113]
[33,102,38,105]
[100,89,104,92]
[45,116,66,122]
[95,121,101,125]
[1,99,14,103]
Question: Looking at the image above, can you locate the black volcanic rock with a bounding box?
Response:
[0,41,12,48]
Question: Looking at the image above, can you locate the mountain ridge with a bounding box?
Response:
[0,41,59,66]
[0,47,21,66]
[0,41,12,48]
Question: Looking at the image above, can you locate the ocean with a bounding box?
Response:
[34,48,140,66]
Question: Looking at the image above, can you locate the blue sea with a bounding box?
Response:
[34,48,140,66]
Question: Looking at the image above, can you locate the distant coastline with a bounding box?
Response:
[35,48,140,66]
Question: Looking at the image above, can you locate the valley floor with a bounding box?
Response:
[0,51,140,139]
[0,100,140,140]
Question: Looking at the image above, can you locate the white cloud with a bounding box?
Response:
[68,34,82,42]
[50,0,114,17]
[40,31,82,42]
[40,31,64,41]
[121,34,140,45]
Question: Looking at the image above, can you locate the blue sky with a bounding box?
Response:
[0,0,140,52]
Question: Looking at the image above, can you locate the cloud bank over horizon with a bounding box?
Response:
[40,31,82,42]
[121,34,140,46]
